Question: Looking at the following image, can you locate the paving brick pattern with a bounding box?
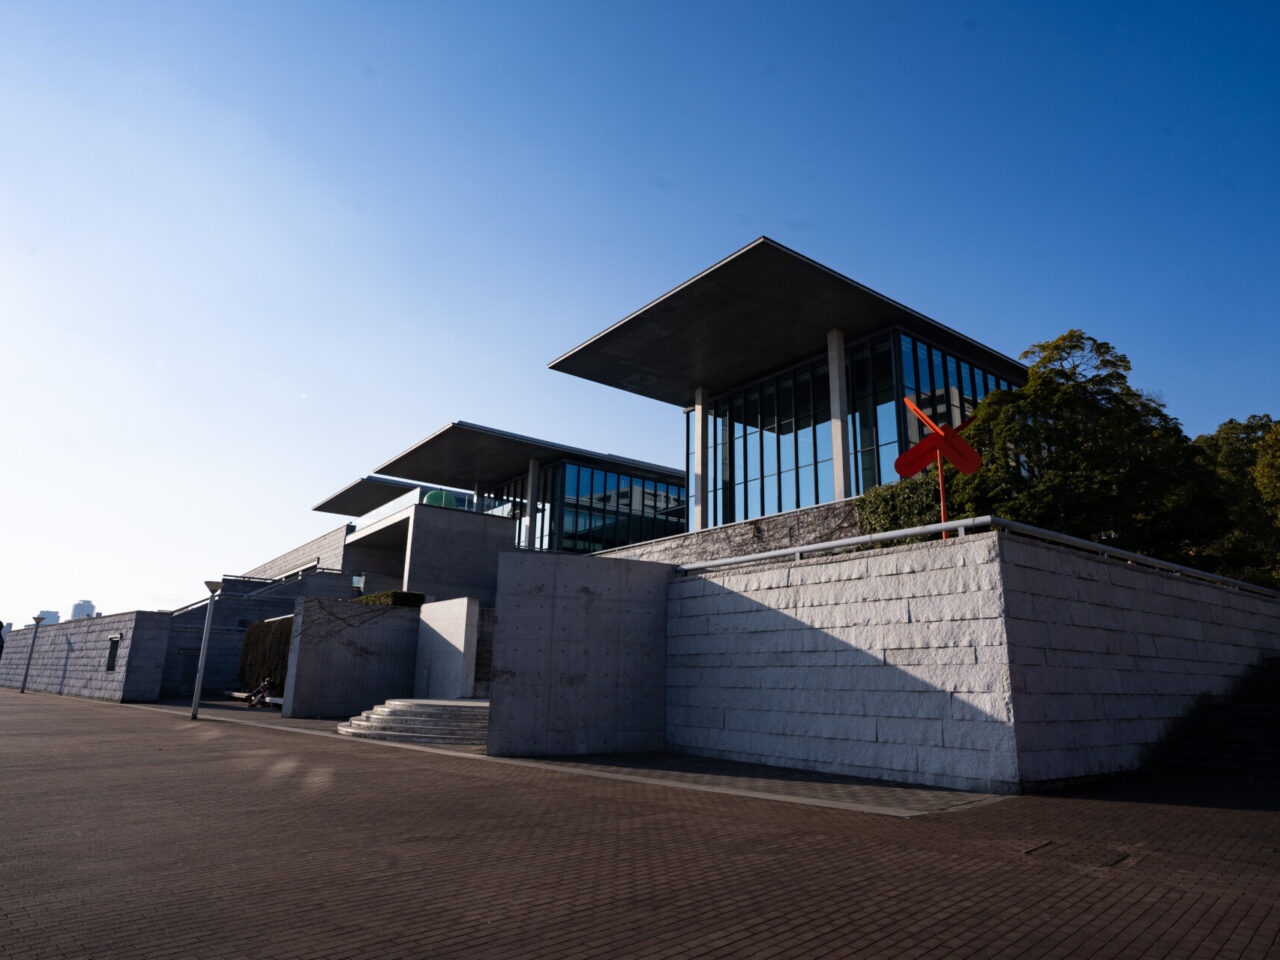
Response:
[3,689,1279,959]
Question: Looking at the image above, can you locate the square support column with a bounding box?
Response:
[692,387,709,531]
[828,328,852,500]
[523,458,540,549]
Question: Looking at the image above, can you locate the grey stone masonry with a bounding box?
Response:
[599,498,863,566]
[1001,533,1280,785]
[488,551,675,757]
[0,611,171,701]
[243,525,349,579]
[667,533,1019,793]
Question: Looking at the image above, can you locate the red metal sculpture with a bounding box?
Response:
[893,397,982,538]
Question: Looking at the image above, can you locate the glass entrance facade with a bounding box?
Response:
[686,328,1019,529]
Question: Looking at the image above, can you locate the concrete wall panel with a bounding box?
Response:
[487,552,674,756]
[282,598,419,719]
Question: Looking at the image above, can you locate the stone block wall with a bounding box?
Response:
[667,533,1019,792]
[488,551,673,757]
[599,499,863,566]
[1001,534,1280,784]
[0,611,171,702]
[242,525,350,579]
[282,597,420,719]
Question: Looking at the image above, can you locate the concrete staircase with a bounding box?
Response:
[1152,657,1280,778]
[336,699,489,746]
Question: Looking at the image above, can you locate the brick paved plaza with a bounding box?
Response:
[2,689,1278,959]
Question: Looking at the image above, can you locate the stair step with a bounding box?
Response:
[337,697,489,747]
[336,723,486,745]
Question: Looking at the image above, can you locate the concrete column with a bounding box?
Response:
[827,329,852,500]
[692,387,709,531]
[523,458,540,549]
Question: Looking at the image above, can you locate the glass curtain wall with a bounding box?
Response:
[484,461,686,553]
[896,333,1014,447]
[685,329,1023,530]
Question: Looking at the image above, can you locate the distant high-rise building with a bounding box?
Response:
[36,610,60,625]
[71,600,96,620]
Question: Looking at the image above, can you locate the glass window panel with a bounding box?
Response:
[579,467,594,501]
[746,427,760,479]
[960,361,975,403]
[916,341,931,396]
[734,483,744,521]
[799,465,816,508]
[732,396,744,438]
[852,347,872,399]
[879,444,900,486]
[900,335,916,391]
[762,383,778,477]
[946,355,962,426]
[592,469,605,506]
[780,470,797,512]
[798,422,814,467]
[813,364,831,418]
[872,342,893,397]
[975,370,988,401]
[746,478,761,519]
[564,464,578,502]
[931,348,945,401]
[815,418,832,462]
[876,399,898,448]
[744,388,760,431]
[795,369,812,423]
[817,461,834,504]
[764,473,779,515]
[851,451,861,496]
[860,448,879,490]
[779,419,795,472]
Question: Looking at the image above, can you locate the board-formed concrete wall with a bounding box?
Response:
[281,598,420,719]
[488,551,674,756]
[1001,534,1280,784]
[667,534,1019,792]
[242,525,350,579]
[600,499,863,566]
[0,611,171,702]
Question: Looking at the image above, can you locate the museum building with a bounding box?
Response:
[551,236,1025,531]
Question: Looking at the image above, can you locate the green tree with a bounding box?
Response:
[949,329,1208,561]
[1256,421,1280,520]
[1191,415,1280,588]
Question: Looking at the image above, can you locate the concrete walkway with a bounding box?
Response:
[3,688,1279,959]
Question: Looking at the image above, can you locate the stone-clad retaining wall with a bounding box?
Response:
[0,612,172,702]
[599,499,863,566]
[1002,534,1280,784]
[666,534,1018,792]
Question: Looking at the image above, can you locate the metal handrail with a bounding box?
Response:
[675,515,1280,599]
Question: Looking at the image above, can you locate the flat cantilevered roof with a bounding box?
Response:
[373,421,684,490]
[312,475,423,516]
[548,236,1027,407]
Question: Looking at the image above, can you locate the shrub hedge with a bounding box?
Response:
[355,590,426,607]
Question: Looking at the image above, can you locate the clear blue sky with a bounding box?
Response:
[3,1,1278,622]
